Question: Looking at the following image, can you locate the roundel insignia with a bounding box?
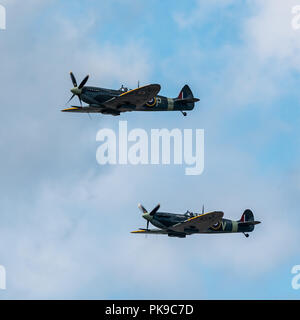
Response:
[146,97,156,107]
[211,221,222,231]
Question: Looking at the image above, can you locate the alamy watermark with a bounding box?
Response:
[291,265,300,290]
[0,4,6,30]
[96,121,204,175]
[0,265,6,290]
[291,5,300,29]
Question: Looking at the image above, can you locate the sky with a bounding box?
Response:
[0,0,300,299]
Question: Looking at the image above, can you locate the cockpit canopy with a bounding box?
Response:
[185,210,196,218]
[119,85,129,92]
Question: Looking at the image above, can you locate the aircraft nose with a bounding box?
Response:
[71,87,82,95]
[142,213,151,221]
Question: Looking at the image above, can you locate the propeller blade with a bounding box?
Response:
[66,94,75,105]
[78,75,89,89]
[70,72,77,87]
[78,95,82,107]
[202,205,204,215]
[146,220,149,230]
[149,203,160,216]
[138,204,148,214]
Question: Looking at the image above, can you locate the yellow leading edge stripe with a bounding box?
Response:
[62,107,80,111]
[119,85,152,97]
[187,211,214,222]
[131,230,147,233]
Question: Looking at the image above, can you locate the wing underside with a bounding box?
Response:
[131,229,169,235]
[61,106,101,113]
[61,106,120,115]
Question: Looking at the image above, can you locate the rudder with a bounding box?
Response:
[239,209,254,222]
[177,84,194,100]
[176,85,199,110]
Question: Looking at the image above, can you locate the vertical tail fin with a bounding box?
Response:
[177,84,194,100]
[239,209,254,222]
[176,85,199,110]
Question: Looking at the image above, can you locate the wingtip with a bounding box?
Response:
[131,230,145,234]
[61,106,80,112]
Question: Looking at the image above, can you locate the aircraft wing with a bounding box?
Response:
[170,211,224,233]
[61,106,120,115]
[61,106,102,113]
[131,228,168,235]
[103,84,161,109]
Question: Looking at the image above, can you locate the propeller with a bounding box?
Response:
[202,205,204,215]
[138,203,160,230]
[149,203,160,216]
[66,72,89,106]
[70,72,77,87]
[138,203,148,214]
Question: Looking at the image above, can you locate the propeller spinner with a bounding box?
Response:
[138,203,160,230]
[66,72,89,106]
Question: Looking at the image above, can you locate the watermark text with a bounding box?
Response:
[0,265,6,290]
[291,5,300,30]
[292,265,300,290]
[96,121,204,175]
[0,4,6,30]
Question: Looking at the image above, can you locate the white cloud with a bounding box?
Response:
[173,0,236,29]
[167,0,300,279]
[245,0,300,68]
[0,1,155,298]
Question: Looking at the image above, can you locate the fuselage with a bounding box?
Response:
[80,86,195,112]
[149,211,255,234]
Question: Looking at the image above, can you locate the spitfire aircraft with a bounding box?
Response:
[61,72,199,116]
[131,204,261,238]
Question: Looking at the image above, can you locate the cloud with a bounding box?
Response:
[173,0,236,29]
[245,0,300,68]
[0,0,156,298]
[167,0,300,280]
